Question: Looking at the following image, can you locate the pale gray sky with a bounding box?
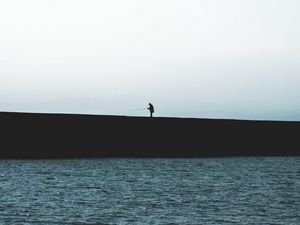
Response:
[0,0,300,119]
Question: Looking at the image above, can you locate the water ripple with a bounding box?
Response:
[0,157,299,224]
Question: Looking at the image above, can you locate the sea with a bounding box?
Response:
[0,157,299,225]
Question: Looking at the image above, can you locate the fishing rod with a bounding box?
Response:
[131,108,148,111]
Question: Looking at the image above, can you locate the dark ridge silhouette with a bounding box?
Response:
[0,111,299,159]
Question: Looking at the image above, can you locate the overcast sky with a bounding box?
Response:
[0,0,300,119]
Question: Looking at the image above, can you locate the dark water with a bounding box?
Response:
[0,157,299,225]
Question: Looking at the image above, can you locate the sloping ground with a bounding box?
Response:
[0,112,299,158]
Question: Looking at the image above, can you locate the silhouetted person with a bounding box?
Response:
[148,103,154,117]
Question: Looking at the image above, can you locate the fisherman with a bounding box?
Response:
[148,103,154,117]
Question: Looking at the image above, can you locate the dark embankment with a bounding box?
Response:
[0,112,299,158]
